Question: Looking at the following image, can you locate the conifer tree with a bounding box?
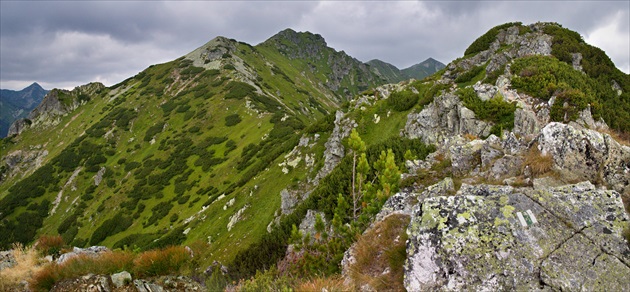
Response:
[347,129,366,221]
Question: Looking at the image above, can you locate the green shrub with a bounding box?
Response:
[387,90,418,111]
[456,87,517,136]
[89,212,133,245]
[464,22,522,56]
[455,65,485,84]
[225,81,255,99]
[225,114,242,126]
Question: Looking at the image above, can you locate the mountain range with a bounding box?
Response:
[0,22,629,291]
[0,82,48,137]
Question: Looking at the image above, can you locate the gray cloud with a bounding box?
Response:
[1,1,627,90]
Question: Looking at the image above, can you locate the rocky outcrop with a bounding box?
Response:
[315,111,356,183]
[403,93,492,145]
[50,274,204,292]
[0,148,48,183]
[0,250,16,271]
[57,246,110,264]
[11,82,105,132]
[404,181,630,291]
[536,122,630,194]
[7,118,32,136]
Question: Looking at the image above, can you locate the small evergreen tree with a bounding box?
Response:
[347,129,366,221]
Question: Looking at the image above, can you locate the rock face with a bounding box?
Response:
[315,110,356,182]
[536,122,630,194]
[404,181,630,291]
[403,93,492,145]
[0,250,16,271]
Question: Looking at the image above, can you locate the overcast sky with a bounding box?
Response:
[1,1,628,90]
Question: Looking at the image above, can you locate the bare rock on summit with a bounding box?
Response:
[404,181,630,291]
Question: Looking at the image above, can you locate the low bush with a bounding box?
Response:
[225,114,242,127]
[387,90,418,111]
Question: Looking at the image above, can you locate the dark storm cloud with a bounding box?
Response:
[1,1,628,90]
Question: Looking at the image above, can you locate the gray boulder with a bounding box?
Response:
[0,250,16,271]
[536,122,630,194]
[111,271,132,288]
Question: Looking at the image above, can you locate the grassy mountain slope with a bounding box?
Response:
[1,22,628,290]
[401,58,446,80]
[368,58,446,83]
[0,29,403,266]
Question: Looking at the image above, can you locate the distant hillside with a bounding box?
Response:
[401,57,446,80]
[368,58,446,82]
[0,83,47,137]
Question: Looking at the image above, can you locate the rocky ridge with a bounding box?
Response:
[341,22,630,291]
[8,82,104,136]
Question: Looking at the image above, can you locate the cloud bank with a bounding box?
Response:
[1,1,627,90]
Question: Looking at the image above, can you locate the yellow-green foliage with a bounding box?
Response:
[464,22,523,56]
[456,87,517,136]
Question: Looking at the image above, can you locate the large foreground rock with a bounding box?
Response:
[404,181,630,291]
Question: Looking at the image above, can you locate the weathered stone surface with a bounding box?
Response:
[111,271,132,288]
[449,139,483,176]
[315,111,355,183]
[0,250,16,271]
[404,182,630,291]
[404,93,492,145]
[7,118,31,136]
[536,122,630,194]
[298,209,327,240]
[57,246,110,264]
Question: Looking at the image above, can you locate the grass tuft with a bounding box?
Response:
[346,213,410,291]
[0,244,46,291]
[523,143,553,176]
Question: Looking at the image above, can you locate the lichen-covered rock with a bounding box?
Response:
[298,209,327,240]
[403,93,492,145]
[449,139,483,176]
[404,182,630,291]
[537,122,630,194]
[111,271,132,288]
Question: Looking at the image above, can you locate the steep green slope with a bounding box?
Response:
[0,30,399,266]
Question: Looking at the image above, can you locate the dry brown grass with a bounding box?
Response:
[523,143,554,176]
[294,276,351,292]
[346,213,410,291]
[30,251,135,291]
[598,127,630,146]
[132,245,190,278]
[0,243,47,291]
[34,235,65,257]
[29,246,191,291]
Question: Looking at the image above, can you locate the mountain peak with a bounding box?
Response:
[271,28,327,46]
[25,82,44,91]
